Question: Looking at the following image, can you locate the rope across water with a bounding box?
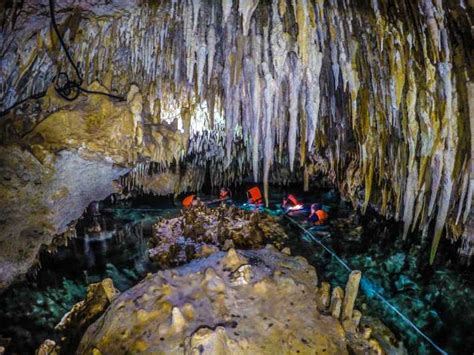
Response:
[283,214,448,355]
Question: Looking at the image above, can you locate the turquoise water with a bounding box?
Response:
[0,189,472,354]
[282,204,474,355]
[0,197,178,353]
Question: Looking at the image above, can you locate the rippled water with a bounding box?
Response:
[0,188,472,354]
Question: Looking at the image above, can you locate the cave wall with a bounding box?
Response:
[0,0,473,287]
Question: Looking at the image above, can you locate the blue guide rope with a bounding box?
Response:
[284,214,448,355]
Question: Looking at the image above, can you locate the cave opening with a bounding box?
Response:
[0,0,473,354]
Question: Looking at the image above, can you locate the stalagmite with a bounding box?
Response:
[329,286,344,319]
[0,0,472,269]
[341,270,361,321]
[317,282,331,310]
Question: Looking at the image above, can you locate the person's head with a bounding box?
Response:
[220,187,226,193]
[313,203,322,211]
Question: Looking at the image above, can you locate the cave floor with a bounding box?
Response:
[0,187,473,354]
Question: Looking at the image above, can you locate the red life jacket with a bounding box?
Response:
[287,194,300,206]
[182,195,195,208]
[247,187,263,204]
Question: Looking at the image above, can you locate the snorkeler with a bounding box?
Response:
[247,186,263,205]
[308,203,329,225]
[182,194,199,208]
[219,187,232,201]
[282,194,304,212]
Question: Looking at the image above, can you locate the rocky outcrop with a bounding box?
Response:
[76,247,391,354]
[0,0,472,289]
[0,143,128,290]
[148,203,287,266]
[37,278,119,354]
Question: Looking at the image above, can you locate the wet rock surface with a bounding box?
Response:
[288,206,474,354]
[77,248,387,354]
[33,278,119,355]
[0,0,471,291]
[148,203,288,266]
[0,146,128,291]
[54,278,119,353]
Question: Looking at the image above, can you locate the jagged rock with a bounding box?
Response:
[0,0,472,291]
[222,239,235,251]
[383,253,406,274]
[55,278,119,353]
[184,326,233,354]
[0,146,128,290]
[76,248,390,354]
[229,264,252,286]
[169,307,187,334]
[35,339,57,355]
[202,268,226,294]
[0,0,473,294]
[222,248,248,271]
[198,244,220,258]
[360,317,408,355]
[149,204,287,266]
[394,275,419,292]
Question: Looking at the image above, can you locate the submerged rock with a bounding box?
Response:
[36,339,57,355]
[148,203,287,266]
[54,278,119,353]
[77,248,386,354]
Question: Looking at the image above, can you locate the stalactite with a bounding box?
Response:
[238,0,259,36]
[1,0,471,262]
[288,54,301,172]
[262,62,275,206]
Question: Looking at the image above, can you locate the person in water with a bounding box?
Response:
[247,186,263,205]
[308,203,329,225]
[219,187,232,201]
[282,194,304,212]
[182,194,199,208]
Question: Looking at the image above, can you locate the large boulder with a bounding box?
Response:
[77,248,385,354]
[148,203,288,266]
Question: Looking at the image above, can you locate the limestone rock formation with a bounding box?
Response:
[148,203,287,266]
[36,339,58,355]
[55,278,119,353]
[0,0,472,288]
[0,143,128,290]
[76,248,386,354]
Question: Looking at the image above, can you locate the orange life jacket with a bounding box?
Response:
[312,209,328,225]
[287,194,300,206]
[247,187,263,204]
[182,194,195,208]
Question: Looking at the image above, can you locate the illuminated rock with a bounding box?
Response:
[76,248,389,354]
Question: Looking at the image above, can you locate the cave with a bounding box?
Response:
[0,0,473,354]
